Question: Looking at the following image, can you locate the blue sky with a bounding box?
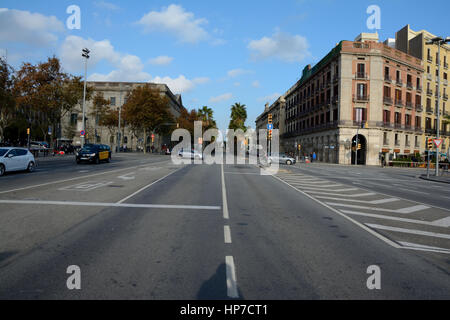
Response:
[1,0,449,132]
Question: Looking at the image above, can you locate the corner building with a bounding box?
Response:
[283,33,424,165]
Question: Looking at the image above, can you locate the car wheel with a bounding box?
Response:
[286,160,292,165]
[0,164,5,176]
[106,157,110,163]
[95,157,100,165]
[27,161,35,172]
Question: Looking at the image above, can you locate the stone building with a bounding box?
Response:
[60,81,184,152]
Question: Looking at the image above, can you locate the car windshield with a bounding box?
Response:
[0,149,9,157]
[80,146,97,152]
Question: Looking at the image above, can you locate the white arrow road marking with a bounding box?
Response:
[118,172,136,181]
[366,223,450,240]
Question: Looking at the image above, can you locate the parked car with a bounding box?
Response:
[268,153,296,165]
[0,147,36,176]
[76,144,111,164]
[178,149,203,160]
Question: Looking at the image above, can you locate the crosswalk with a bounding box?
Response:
[274,172,450,255]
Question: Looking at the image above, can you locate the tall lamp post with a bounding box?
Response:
[426,36,450,176]
[81,48,90,148]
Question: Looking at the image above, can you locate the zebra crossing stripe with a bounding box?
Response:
[325,202,429,213]
[314,196,399,204]
[366,224,450,240]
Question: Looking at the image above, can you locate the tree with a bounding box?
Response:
[90,92,111,142]
[122,84,173,154]
[198,105,217,130]
[0,57,15,144]
[228,102,247,131]
[13,56,90,147]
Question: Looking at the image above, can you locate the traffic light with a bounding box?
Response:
[357,143,362,150]
[298,144,301,151]
[27,128,30,135]
[427,138,433,149]
[268,114,273,124]
[268,130,273,140]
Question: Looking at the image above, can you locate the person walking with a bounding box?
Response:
[381,154,385,168]
[312,152,317,163]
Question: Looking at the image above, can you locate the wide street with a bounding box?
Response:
[0,153,448,299]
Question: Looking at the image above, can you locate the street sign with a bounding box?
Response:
[433,139,443,148]
[48,126,52,135]
[267,124,273,130]
[80,130,86,137]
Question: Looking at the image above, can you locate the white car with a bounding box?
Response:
[0,147,36,176]
[268,153,296,165]
[178,149,203,160]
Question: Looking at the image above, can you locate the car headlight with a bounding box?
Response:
[90,153,96,157]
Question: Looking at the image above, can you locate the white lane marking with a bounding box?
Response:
[224,172,261,175]
[325,202,429,213]
[305,191,377,197]
[224,225,232,244]
[289,181,339,186]
[396,188,430,195]
[398,241,450,254]
[314,196,399,204]
[0,159,172,195]
[271,175,401,249]
[0,200,221,210]
[226,256,239,298]
[221,164,229,220]
[298,187,359,192]
[366,223,450,240]
[431,216,450,227]
[117,167,184,204]
[340,210,438,226]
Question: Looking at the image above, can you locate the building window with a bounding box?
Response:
[383,132,389,145]
[357,63,365,78]
[383,110,391,123]
[357,83,367,98]
[70,113,78,125]
[110,97,116,106]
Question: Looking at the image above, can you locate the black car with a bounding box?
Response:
[76,144,111,164]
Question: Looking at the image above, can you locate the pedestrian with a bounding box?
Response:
[312,152,317,163]
[310,152,313,163]
[381,154,385,168]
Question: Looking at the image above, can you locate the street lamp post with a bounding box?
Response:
[426,36,450,176]
[81,48,90,148]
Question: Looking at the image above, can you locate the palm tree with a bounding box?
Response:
[228,103,247,131]
[198,106,216,129]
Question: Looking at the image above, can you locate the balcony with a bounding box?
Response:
[405,101,414,109]
[384,75,392,83]
[395,100,404,107]
[445,62,449,69]
[426,106,433,113]
[394,122,403,129]
[353,94,369,102]
[383,97,393,105]
[380,122,394,129]
[396,79,403,87]
[383,140,390,146]
[427,55,433,63]
[444,93,449,100]
[406,82,413,90]
[427,73,432,81]
[415,104,423,112]
[355,72,368,80]
[415,126,423,133]
[416,85,422,92]
[444,79,448,86]
[427,89,433,96]
[395,140,400,146]
[425,128,436,135]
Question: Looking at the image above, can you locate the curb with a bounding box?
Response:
[418,175,450,184]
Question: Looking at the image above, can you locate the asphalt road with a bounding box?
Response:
[0,154,449,299]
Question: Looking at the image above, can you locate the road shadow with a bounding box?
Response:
[196,263,243,300]
[0,251,18,264]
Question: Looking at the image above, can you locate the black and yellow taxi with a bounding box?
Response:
[76,144,111,164]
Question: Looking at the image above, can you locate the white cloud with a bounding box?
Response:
[148,55,174,66]
[227,68,251,78]
[94,1,120,11]
[0,8,64,47]
[89,54,152,82]
[136,4,209,44]
[152,76,209,94]
[234,82,241,87]
[209,93,233,103]
[248,31,310,62]
[60,36,121,73]
[258,93,281,103]
[252,80,260,88]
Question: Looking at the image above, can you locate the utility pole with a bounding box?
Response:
[81,48,90,148]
